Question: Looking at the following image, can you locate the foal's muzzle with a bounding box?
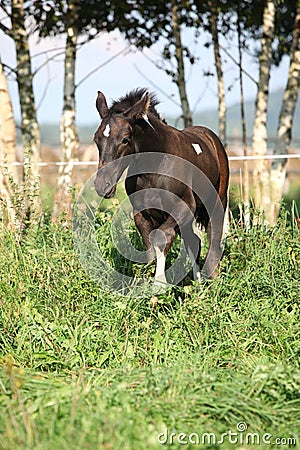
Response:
[94,179,116,198]
[103,185,116,199]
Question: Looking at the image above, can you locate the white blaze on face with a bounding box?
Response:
[192,143,202,154]
[103,124,110,137]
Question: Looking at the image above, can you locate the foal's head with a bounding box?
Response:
[93,89,158,198]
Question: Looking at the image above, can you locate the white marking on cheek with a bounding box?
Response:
[103,124,110,137]
[192,143,202,154]
[154,245,167,285]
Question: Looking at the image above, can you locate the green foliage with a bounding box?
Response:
[116,0,298,70]
[0,212,299,449]
[28,0,124,38]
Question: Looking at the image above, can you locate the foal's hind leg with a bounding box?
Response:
[181,220,202,282]
[205,199,227,279]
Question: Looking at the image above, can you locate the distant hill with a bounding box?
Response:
[36,88,300,147]
[192,89,300,143]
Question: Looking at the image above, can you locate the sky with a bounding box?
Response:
[1,22,290,126]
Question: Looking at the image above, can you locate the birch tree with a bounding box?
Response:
[237,5,251,226]
[0,0,42,225]
[0,61,18,181]
[171,0,193,127]
[11,0,42,222]
[31,0,81,219]
[208,0,226,144]
[270,2,300,224]
[252,0,276,221]
[31,0,129,219]
[0,60,19,228]
[118,0,197,127]
[52,2,80,219]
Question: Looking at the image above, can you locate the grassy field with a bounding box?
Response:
[0,208,299,449]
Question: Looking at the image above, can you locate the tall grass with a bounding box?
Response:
[0,211,299,449]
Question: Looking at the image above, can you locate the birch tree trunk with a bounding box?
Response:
[0,61,18,181]
[207,0,230,236]
[0,60,19,228]
[269,3,300,224]
[252,0,276,222]
[11,0,41,224]
[237,8,250,228]
[208,0,226,144]
[52,24,79,219]
[171,0,193,127]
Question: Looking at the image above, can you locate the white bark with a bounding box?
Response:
[270,3,300,224]
[209,0,226,144]
[0,60,19,229]
[252,0,276,222]
[237,10,251,228]
[0,62,18,181]
[52,24,79,219]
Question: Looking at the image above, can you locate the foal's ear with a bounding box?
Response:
[123,91,150,121]
[96,91,109,118]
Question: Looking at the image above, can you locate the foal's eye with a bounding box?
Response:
[122,137,130,145]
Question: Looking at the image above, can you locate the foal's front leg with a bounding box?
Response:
[149,227,176,286]
[133,211,156,263]
[134,211,171,286]
[150,191,202,285]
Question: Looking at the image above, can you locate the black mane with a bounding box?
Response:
[110,88,163,121]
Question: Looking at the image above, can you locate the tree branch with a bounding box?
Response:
[0,21,12,38]
[36,63,52,112]
[32,49,66,77]
[219,43,258,86]
[76,46,131,89]
[133,63,181,108]
[0,61,17,78]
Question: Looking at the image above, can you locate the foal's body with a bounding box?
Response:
[93,89,229,283]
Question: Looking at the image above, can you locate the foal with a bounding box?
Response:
[93,88,229,284]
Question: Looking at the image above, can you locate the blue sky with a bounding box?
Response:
[1,26,290,126]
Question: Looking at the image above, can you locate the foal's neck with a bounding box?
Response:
[135,114,168,153]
